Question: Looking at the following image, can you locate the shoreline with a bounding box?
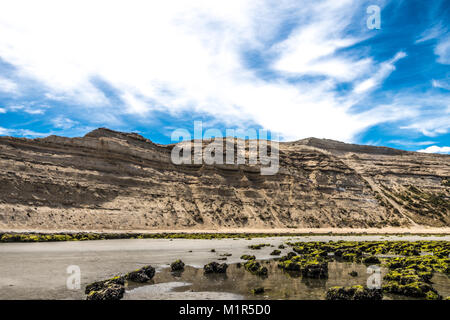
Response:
[1,227,449,242]
[1,226,450,235]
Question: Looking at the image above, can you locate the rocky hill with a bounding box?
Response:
[0,128,448,231]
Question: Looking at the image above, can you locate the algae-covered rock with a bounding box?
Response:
[170,259,185,271]
[204,262,228,274]
[85,274,128,300]
[240,254,256,260]
[244,260,268,276]
[342,253,358,262]
[384,268,432,284]
[382,281,440,299]
[84,276,125,294]
[270,250,281,256]
[326,285,382,300]
[86,284,125,300]
[277,259,302,271]
[301,261,328,279]
[362,256,381,264]
[125,265,155,283]
[278,252,297,262]
[248,244,270,250]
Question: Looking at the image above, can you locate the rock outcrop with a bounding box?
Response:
[0,128,448,230]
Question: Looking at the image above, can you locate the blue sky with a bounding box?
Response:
[0,0,449,153]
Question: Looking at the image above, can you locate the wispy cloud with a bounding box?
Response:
[435,36,450,64]
[415,23,446,43]
[353,52,406,94]
[415,22,450,65]
[51,116,78,129]
[4,104,48,115]
[432,79,450,90]
[389,140,435,147]
[0,126,48,137]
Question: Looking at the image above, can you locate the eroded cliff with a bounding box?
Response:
[0,128,448,231]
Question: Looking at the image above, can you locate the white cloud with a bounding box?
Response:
[51,116,78,129]
[432,79,450,90]
[0,76,18,93]
[0,0,443,143]
[0,126,48,137]
[5,104,47,115]
[353,52,406,94]
[401,117,450,137]
[0,107,6,113]
[417,145,450,154]
[389,140,435,147]
[392,93,450,137]
[271,1,376,82]
[415,23,450,65]
[435,36,450,64]
[415,23,445,43]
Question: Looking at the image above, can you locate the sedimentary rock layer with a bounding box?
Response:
[0,128,448,230]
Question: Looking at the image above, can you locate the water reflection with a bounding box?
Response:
[125,260,450,300]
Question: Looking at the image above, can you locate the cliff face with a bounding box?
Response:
[0,128,448,231]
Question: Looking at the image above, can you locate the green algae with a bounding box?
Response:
[244,260,268,276]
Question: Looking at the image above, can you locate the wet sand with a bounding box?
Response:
[0,235,449,300]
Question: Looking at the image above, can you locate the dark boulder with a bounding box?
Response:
[170,259,185,271]
[86,284,125,300]
[125,265,155,283]
[204,262,228,274]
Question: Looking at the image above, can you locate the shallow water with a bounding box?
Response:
[0,235,449,299]
[124,261,450,300]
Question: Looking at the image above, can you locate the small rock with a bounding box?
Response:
[170,259,185,271]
